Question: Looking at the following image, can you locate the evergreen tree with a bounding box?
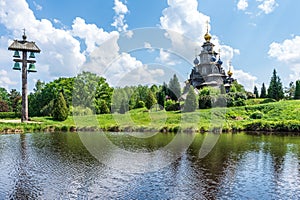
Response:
[145,90,157,110]
[260,83,267,98]
[294,80,300,99]
[52,92,69,121]
[168,74,181,101]
[253,86,259,98]
[284,81,295,99]
[157,90,165,109]
[119,99,127,114]
[267,69,284,100]
[183,86,198,112]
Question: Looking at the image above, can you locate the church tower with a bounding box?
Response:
[188,24,230,89]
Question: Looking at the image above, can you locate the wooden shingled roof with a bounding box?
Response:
[8,40,41,53]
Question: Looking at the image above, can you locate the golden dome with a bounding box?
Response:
[204,32,211,42]
[227,70,233,77]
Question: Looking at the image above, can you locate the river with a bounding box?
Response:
[0,132,299,199]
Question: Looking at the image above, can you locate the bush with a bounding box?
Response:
[165,100,180,111]
[250,111,264,119]
[0,112,19,119]
[135,101,145,109]
[72,106,93,116]
[260,98,277,104]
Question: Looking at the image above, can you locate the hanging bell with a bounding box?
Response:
[28,63,37,73]
[13,62,21,70]
[13,50,20,58]
[29,52,35,59]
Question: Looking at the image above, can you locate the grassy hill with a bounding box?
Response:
[1,100,300,133]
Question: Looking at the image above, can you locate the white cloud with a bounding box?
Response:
[160,0,240,67]
[268,36,300,81]
[0,70,17,89]
[237,0,248,11]
[72,17,119,54]
[111,0,129,32]
[156,48,180,66]
[258,0,278,14]
[0,0,86,82]
[33,1,42,11]
[233,68,257,91]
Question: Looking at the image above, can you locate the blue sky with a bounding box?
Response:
[0,0,299,92]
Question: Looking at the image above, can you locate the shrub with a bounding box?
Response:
[72,106,93,116]
[135,101,145,109]
[250,111,264,119]
[165,100,180,111]
[0,112,19,119]
[260,98,277,104]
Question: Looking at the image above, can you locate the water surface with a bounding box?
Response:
[0,132,299,199]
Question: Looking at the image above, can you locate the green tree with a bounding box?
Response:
[0,100,9,112]
[267,69,284,101]
[284,81,295,99]
[52,92,69,121]
[119,99,127,114]
[156,90,165,109]
[9,89,21,113]
[294,80,300,99]
[183,86,198,112]
[168,74,181,101]
[145,90,157,110]
[253,86,259,98]
[260,83,267,98]
[0,87,9,103]
[94,77,113,114]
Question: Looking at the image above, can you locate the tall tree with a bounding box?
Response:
[267,69,284,100]
[52,92,69,121]
[294,80,300,100]
[94,77,113,114]
[9,89,21,114]
[156,90,165,109]
[253,86,259,98]
[183,86,198,112]
[145,90,157,110]
[260,83,267,98]
[168,74,181,101]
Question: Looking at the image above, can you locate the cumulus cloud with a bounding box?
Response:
[0,70,17,89]
[233,68,257,91]
[0,0,86,83]
[268,36,300,81]
[72,17,119,54]
[33,1,42,11]
[111,0,129,32]
[237,0,248,11]
[156,49,180,66]
[160,0,240,68]
[258,0,278,14]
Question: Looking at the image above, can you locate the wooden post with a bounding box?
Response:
[21,51,28,122]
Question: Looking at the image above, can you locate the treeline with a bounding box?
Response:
[1,69,300,121]
[254,69,300,100]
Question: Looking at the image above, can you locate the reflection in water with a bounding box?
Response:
[0,132,299,199]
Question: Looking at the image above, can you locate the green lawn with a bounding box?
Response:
[1,100,300,133]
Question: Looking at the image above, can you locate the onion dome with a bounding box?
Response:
[217,58,223,65]
[204,32,211,42]
[193,57,199,65]
[227,69,233,77]
[210,56,216,62]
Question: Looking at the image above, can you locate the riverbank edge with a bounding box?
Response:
[1,121,300,135]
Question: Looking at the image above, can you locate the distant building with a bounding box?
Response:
[188,26,234,92]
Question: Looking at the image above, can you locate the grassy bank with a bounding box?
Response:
[1,100,300,133]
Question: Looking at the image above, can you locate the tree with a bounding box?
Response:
[183,86,198,112]
[168,74,181,101]
[156,90,165,109]
[285,81,295,99]
[52,92,69,121]
[119,99,127,114]
[294,80,300,100]
[253,86,259,98]
[9,89,21,113]
[0,100,9,112]
[94,77,113,114]
[260,83,267,98]
[267,69,284,101]
[145,90,157,110]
